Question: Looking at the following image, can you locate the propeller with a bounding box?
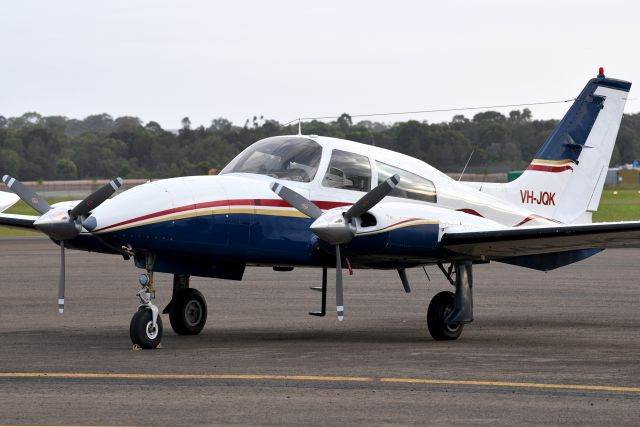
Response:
[2,175,124,313]
[271,183,323,220]
[58,241,65,314]
[345,174,401,221]
[2,175,51,214]
[270,174,400,321]
[335,244,344,320]
[71,178,123,218]
[32,177,123,240]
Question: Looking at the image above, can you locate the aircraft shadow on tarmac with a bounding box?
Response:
[5,316,632,345]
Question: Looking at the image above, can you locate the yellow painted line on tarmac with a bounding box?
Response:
[0,372,639,393]
[380,378,640,393]
[0,372,372,382]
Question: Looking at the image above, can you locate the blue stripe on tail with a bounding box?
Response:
[533,75,631,163]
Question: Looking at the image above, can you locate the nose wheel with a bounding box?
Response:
[130,271,163,349]
[130,308,163,349]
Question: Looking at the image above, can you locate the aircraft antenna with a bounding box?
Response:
[458,148,475,181]
[283,98,575,126]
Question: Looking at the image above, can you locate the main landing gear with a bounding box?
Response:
[426,260,474,341]
[165,274,208,335]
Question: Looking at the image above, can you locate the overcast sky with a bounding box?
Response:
[1,0,638,129]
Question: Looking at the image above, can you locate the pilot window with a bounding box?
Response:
[322,150,371,192]
[219,137,322,183]
[376,161,437,203]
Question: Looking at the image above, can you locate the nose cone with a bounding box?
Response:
[309,211,354,245]
[33,208,80,241]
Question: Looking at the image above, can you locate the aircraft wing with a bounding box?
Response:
[0,191,19,213]
[441,221,640,258]
[0,191,38,231]
[0,213,39,231]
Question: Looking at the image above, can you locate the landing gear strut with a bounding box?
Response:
[130,267,163,349]
[166,274,208,335]
[427,260,474,341]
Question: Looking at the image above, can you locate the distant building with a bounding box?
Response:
[606,162,640,187]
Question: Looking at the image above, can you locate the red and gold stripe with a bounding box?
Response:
[526,159,575,173]
[93,199,351,233]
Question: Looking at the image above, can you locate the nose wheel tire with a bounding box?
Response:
[427,291,464,341]
[130,308,163,349]
[169,288,208,335]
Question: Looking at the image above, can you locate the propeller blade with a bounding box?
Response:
[344,174,400,221]
[58,241,65,314]
[335,245,344,321]
[70,177,123,217]
[270,182,323,220]
[1,175,51,214]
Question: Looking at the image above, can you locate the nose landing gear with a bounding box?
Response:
[130,270,163,349]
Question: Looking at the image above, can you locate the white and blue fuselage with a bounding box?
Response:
[71,135,556,278]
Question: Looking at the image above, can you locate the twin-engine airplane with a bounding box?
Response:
[1,69,637,349]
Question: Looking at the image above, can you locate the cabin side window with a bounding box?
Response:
[322,150,371,192]
[376,161,437,203]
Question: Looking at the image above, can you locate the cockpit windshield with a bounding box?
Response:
[220,137,322,183]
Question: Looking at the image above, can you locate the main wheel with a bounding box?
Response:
[169,288,208,335]
[427,291,464,341]
[130,308,163,349]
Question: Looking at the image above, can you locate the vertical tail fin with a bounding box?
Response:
[510,69,631,223]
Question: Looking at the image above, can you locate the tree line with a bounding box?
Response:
[1,110,639,180]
